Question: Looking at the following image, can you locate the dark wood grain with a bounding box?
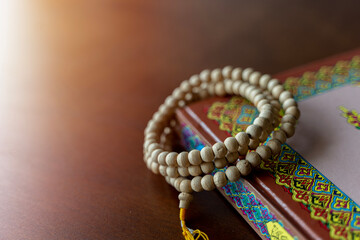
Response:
[1,1,360,239]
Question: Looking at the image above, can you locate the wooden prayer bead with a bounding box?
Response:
[211,68,222,82]
[166,166,179,178]
[151,149,163,163]
[215,82,226,97]
[188,165,202,176]
[222,66,233,78]
[178,192,193,209]
[256,145,271,160]
[226,151,239,164]
[180,179,193,193]
[165,152,178,166]
[239,82,250,96]
[159,165,167,176]
[214,158,228,168]
[189,75,201,87]
[259,74,271,89]
[267,79,279,92]
[226,166,241,182]
[157,151,168,165]
[212,142,227,158]
[253,117,270,131]
[249,71,261,85]
[272,130,287,144]
[231,67,242,80]
[238,144,248,156]
[271,85,284,99]
[174,177,185,192]
[199,69,211,82]
[191,176,204,192]
[244,85,256,98]
[281,114,296,125]
[246,151,261,167]
[224,137,239,153]
[249,139,260,150]
[201,175,216,191]
[267,139,282,155]
[235,132,250,146]
[254,94,265,106]
[236,160,252,176]
[147,143,161,153]
[283,98,297,110]
[200,146,215,162]
[285,106,300,120]
[249,89,262,102]
[231,81,242,95]
[279,90,292,103]
[200,162,215,174]
[224,79,234,94]
[188,149,202,165]
[172,88,186,100]
[259,110,274,122]
[246,124,262,139]
[178,167,190,177]
[177,152,190,167]
[151,162,159,174]
[259,130,270,142]
[257,99,269,110]
[242,67,254,80]
[281,122,295,138]
[214,171,227,188]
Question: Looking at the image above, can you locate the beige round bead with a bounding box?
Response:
[212,142,227,158]
[180,81,192,93]
[151,162,160,174]
[151,149,163,163]
[249,89,262,102]
[177,152,190,167]
[165,152,178,166]
[238,144,249,156]
[239,82,250,96]
[249,71,261,85]
[166,166,179,178]
[214,171,228,188]
[188,165,202,176]
[224,137,239,153]
[281,114,297,125]
[226,166,241,182]
[188,149,202,165]
[226,151,239,164]
[254,94,265,106]
[253,117,270,131]
[191,176,204,192]
[246,124,262,139]
[174,177,185,192]
[272,130,287,144]
[178,167,190,177]
[259,74,271,89]
[259,110,274,122]
[271,85,284,99]
[200,162,215,174]
[231,67,242,80]
[285,106,300,120]
[200,146,215,162]
[172,87,185,100]
[224,79,234,95]
[279,90,292,104]
[180,179,193,193]
[267,139,282,155]
[215,82,226,97]
[201,175,216,191]
[214,157,228,169]
[242,67,254,81]
[208,83,215,96]
[281,122,295,138]
[147,143,161,154]
[256,145,271,160]
[235,131,250,146]
[211,68,222,82]
[222,66,233,78]
[231,81,242,95]
[259,129,270,143]
[257,99,270,110]
[246,151,262,167]
[283,98,297,110]
[157,151,168,165]
[267,79,279,92]
[236,160,252,176]
[178,192,193,209]
[159,165,167,176]
[244,85,256,98]
[200,69,211,82]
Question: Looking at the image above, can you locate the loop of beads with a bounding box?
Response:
[143,66,300,209]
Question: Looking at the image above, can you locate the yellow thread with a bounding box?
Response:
[179,208,209,240]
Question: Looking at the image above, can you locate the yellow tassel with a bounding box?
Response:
[179,208,209,240]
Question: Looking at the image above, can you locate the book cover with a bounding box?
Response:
[176,49,360,240]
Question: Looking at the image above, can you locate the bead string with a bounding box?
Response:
[143,66,300,239]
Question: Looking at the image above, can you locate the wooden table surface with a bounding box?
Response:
[1,1,360,239]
